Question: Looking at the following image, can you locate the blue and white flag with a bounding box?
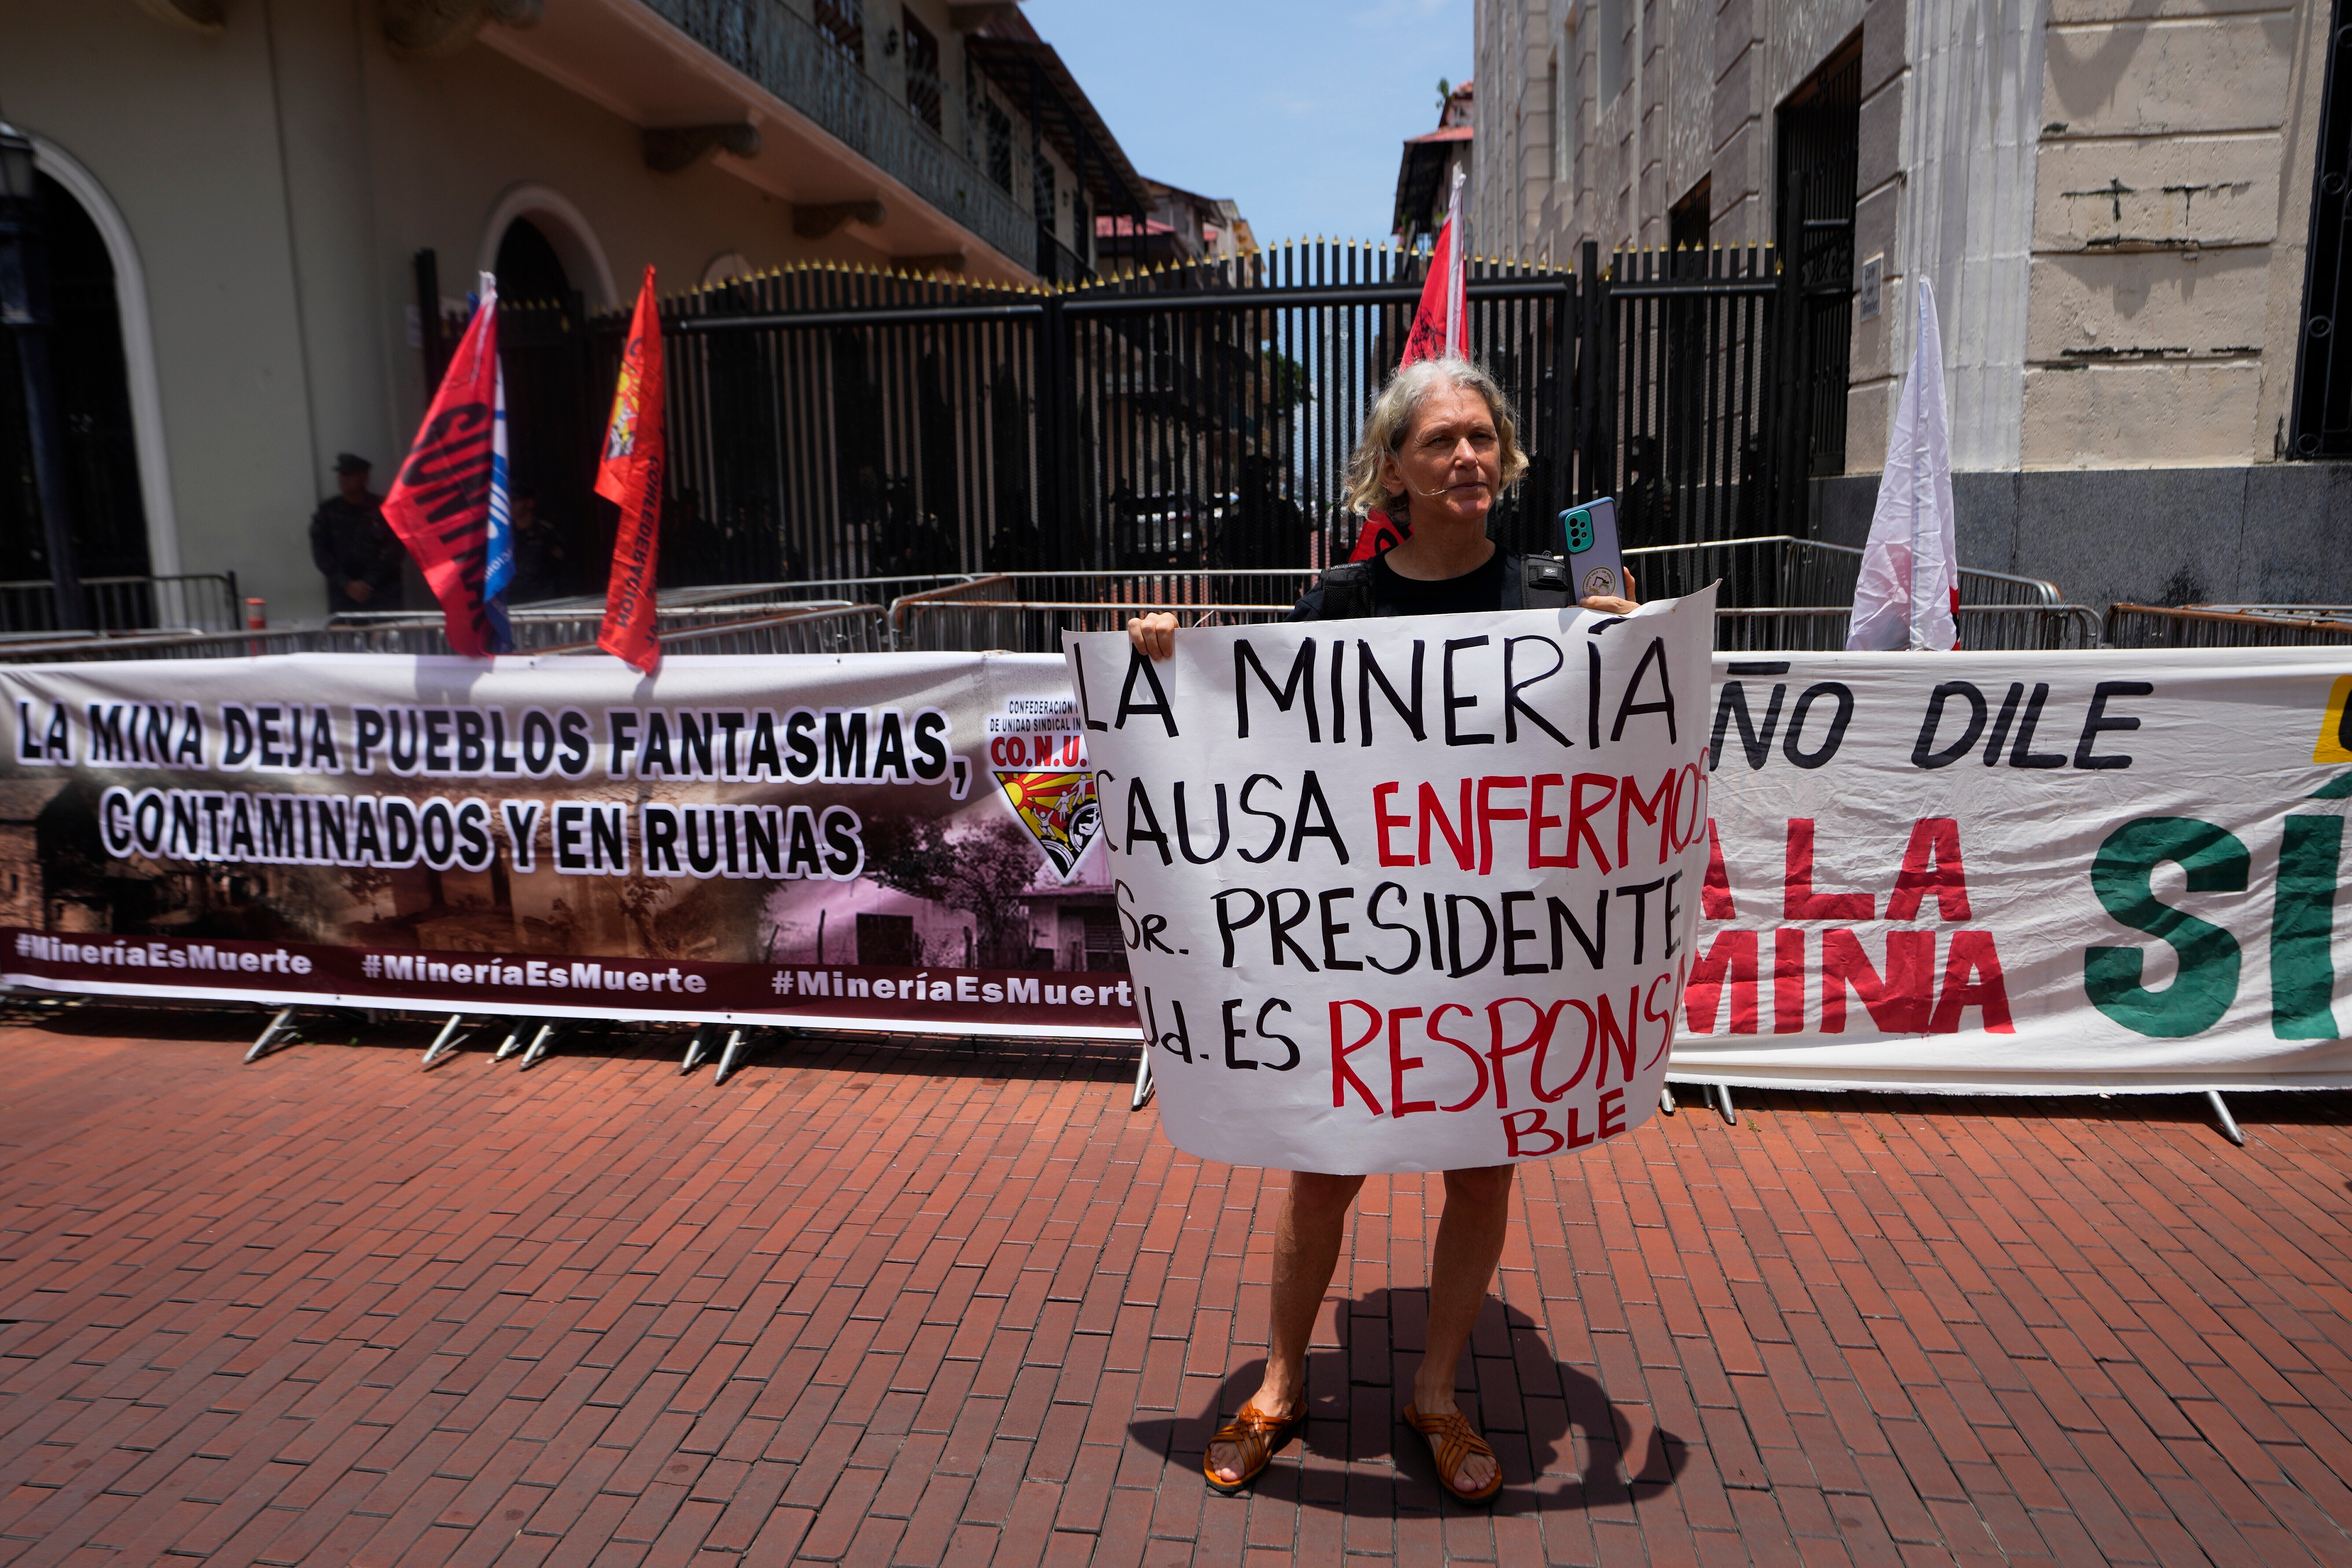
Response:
[483,325,515,655]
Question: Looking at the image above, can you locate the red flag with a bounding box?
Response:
[381,278,501,657]
[1365,168,1469,561]
[1398,167,1468,370]
[596,265,665,673]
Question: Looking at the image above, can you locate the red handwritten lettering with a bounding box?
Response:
[1387,1006,1436,1117]
[1502,1108,1564,1157]
[1887,817,1972,921]
[1685,929,1759,1034]
[1931,930,2015,1033]
[1476,775,1527,875]
[1374,782,1413,866]
[1328,1000,1385,1111]
[1428,1003,1488,1113]
[1529,773,1568,867]
[1783,819,1874,920]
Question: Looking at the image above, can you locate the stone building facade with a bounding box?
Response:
[2,0,1164,621]
[1472,0,2352,612]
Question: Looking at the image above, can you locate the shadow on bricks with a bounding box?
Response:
[1126,1288,1686,1516]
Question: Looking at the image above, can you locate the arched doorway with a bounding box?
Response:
[494,216,574,304]
[491,215,596,602]
[0,171,151,625]
[474,185,615,311]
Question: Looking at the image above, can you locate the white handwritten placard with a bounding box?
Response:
[1067,588,1717,1172]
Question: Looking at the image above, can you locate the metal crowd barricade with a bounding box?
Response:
[888,570,1316,652]
[894,598,1297,654]
[984,569,1324,609]
[0,572,245,636]
[0,625,363,663]
[613,603,887,656]
[323,575,975,654]
[430,599,861,653]
[0,602,888,663]
[885,562,2099,655]
[639,573,977,608]
[2,570,2115,662]
[1713,605,2103,653]
[2103,603,2352,648]
[1623,536,2063,611]
[2189,603,2352,620]
[310,617,459,656]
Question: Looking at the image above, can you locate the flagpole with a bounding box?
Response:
[485,273,515,654]
[1442,166,1466,359]
[1908,281,1928,650]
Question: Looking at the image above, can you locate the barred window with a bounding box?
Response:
[985,100,1014,193]
[815,0,864,66]
[904,10,942,133]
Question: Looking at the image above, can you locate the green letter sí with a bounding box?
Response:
[2274,815,2344,1040]
[2085,817,2247,1038]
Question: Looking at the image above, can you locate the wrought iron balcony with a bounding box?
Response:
[640,0,1033,269]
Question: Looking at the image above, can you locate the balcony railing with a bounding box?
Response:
[641,0,1033,267]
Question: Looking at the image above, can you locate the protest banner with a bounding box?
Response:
[0,652,1137,1036]
[1065,592,1720,1173]
[1686,646,2352,1093]
[4,641,2344,1101]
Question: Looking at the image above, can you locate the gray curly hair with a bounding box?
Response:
[1342,358,1531,517]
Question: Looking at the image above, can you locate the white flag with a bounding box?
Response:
[1847,276,1957,651]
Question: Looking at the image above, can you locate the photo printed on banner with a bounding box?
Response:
[0,653,1137,1036]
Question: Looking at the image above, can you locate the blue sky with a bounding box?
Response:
[1021,0,1474,247]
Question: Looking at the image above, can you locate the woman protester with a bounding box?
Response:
[1127,357,1637,1505]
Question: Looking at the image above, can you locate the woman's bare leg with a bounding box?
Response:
[1206,1170,1364,1484]
[1409,1164,1515,1493]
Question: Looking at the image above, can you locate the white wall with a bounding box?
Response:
[1,0,1020,620]
[1480,0,2327,474]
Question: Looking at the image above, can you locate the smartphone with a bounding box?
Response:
[1559,497,1625,601]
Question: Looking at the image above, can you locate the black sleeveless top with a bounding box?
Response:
[1286,549,1574,622]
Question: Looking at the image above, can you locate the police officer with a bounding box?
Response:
[309,453,404,613]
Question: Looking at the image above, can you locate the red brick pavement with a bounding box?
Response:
[2,1002,2351,1566]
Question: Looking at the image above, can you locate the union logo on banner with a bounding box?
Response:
[597,341,644,463]
[602,360,640,464]
[994,769,1102,882]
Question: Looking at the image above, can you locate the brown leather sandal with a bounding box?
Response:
[1202,1403,1301,1495]
[1403,1403,1505,1503]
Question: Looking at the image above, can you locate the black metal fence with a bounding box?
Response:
[1599,246,1781,547]
[1774,42,1862,482]
[2290,0,2352,456]
[487,239,1810,597]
